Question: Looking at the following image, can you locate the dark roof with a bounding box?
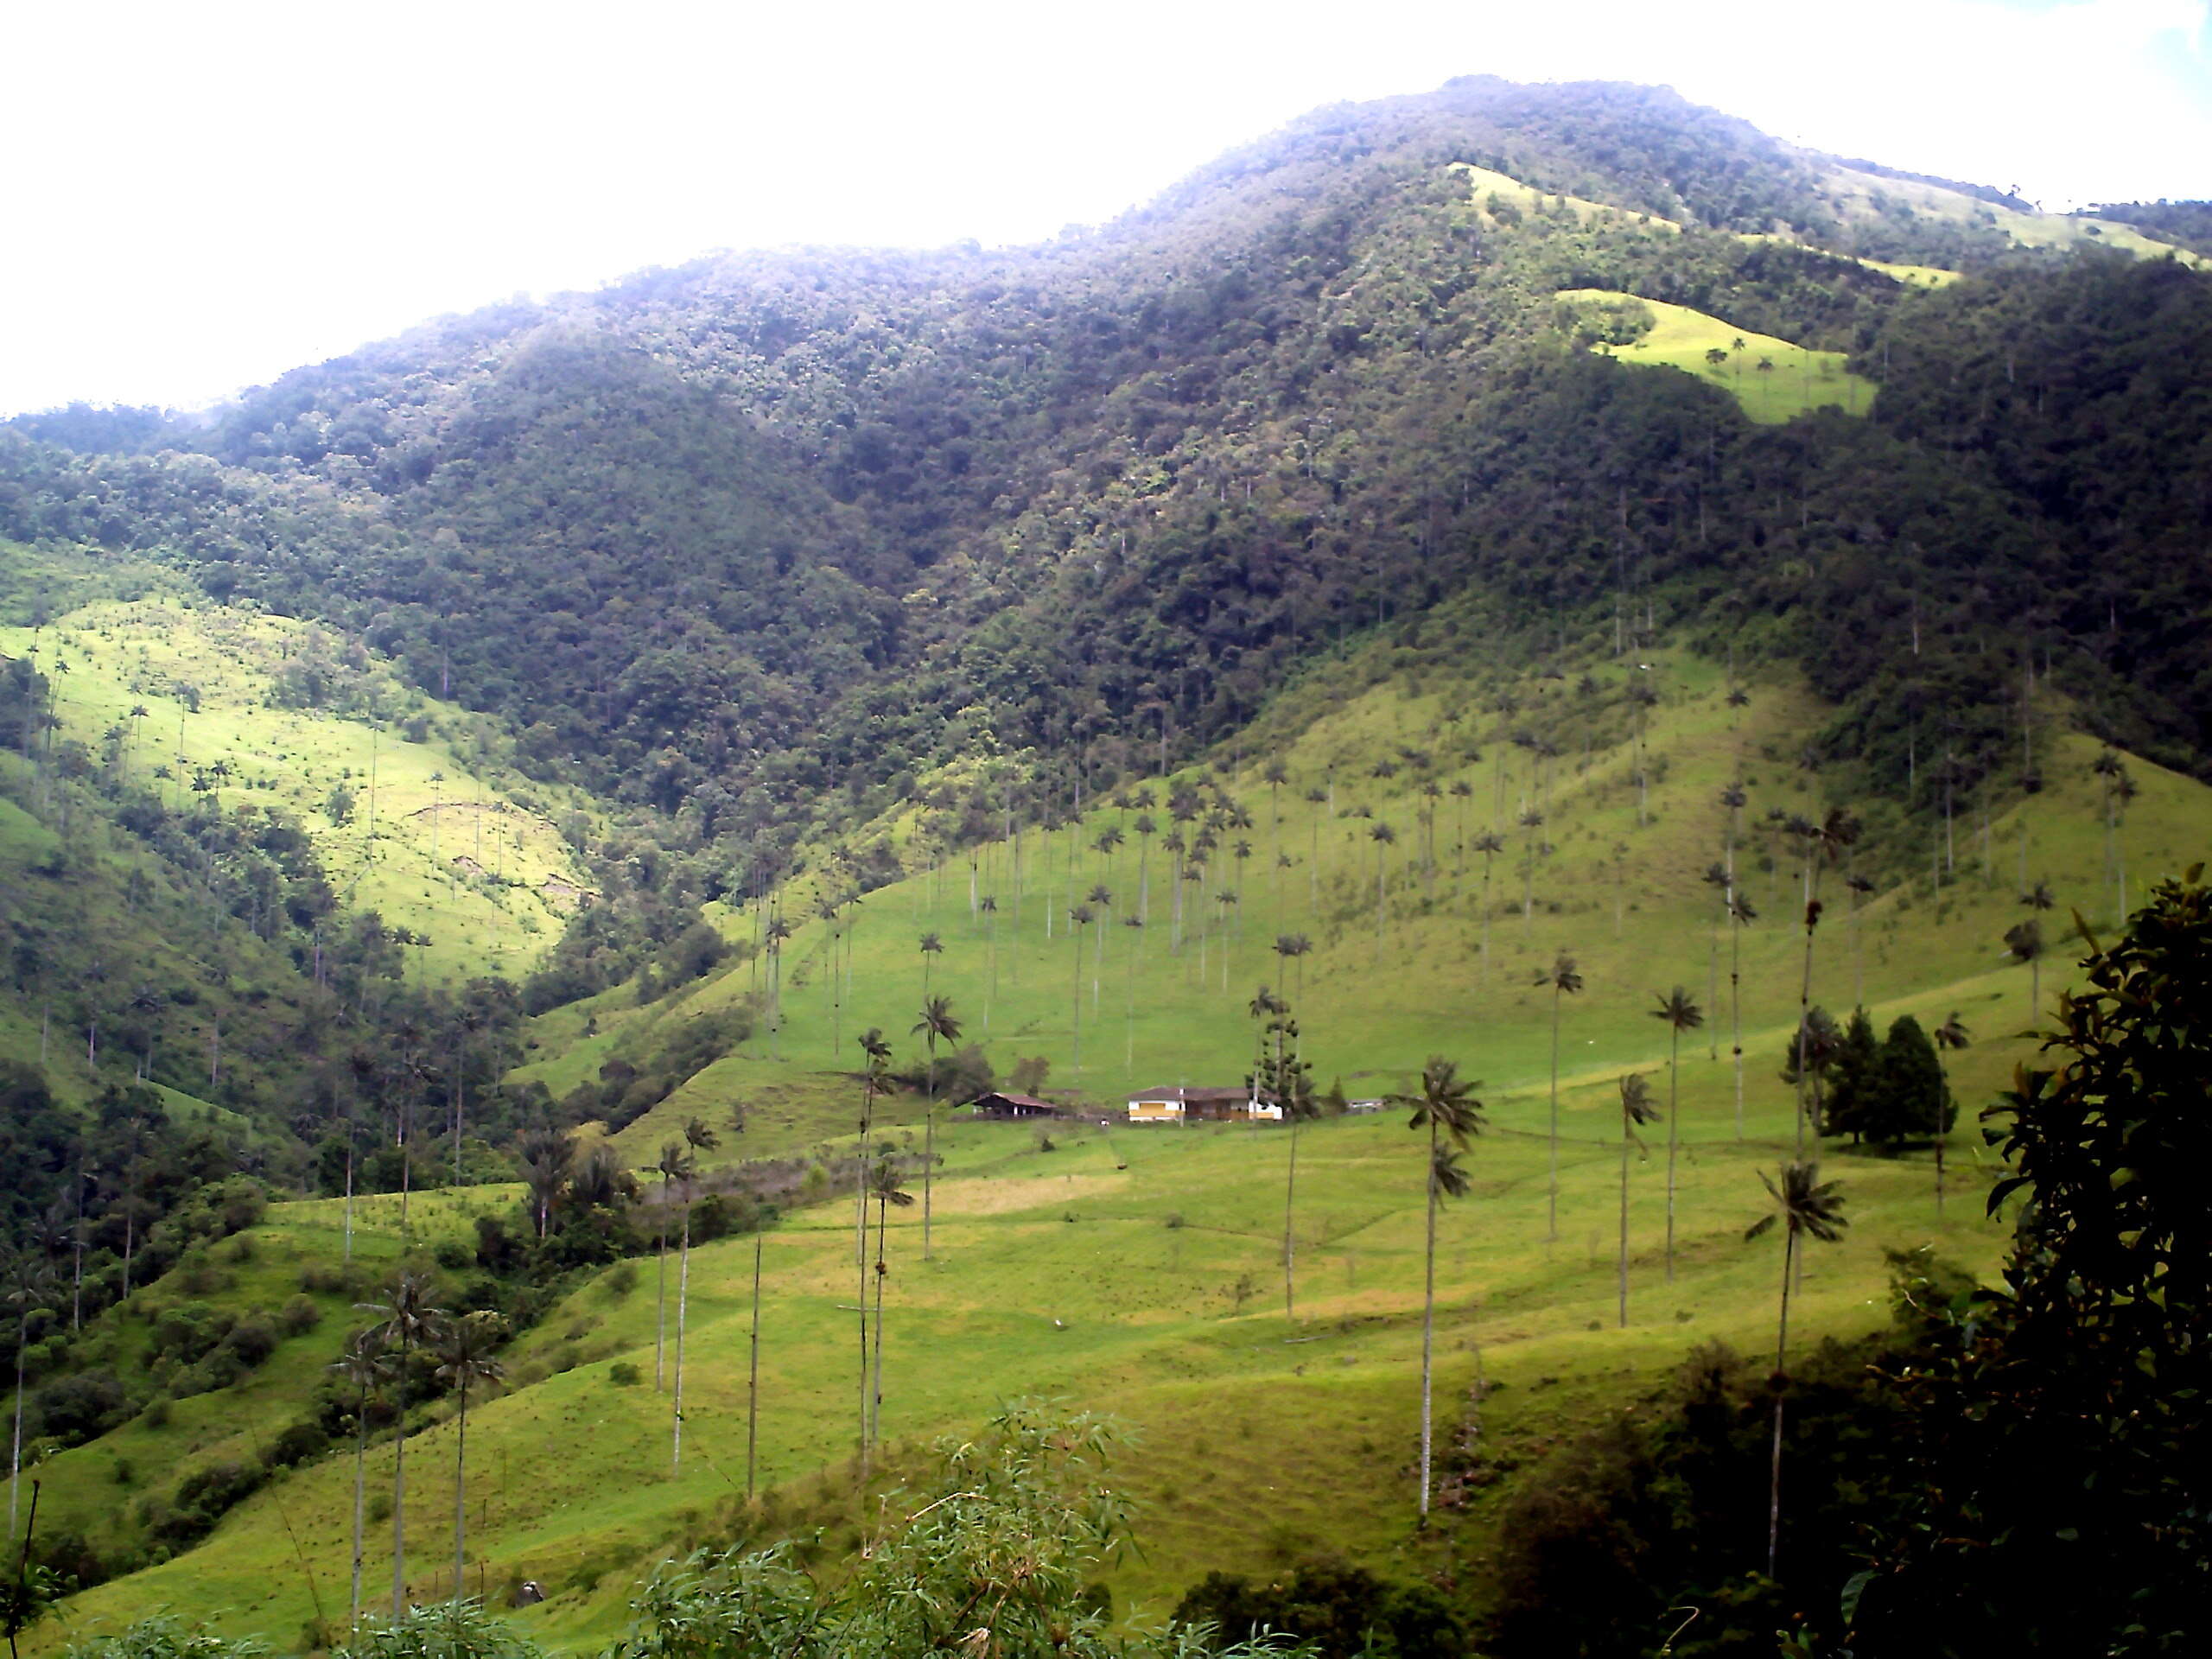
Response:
[1128,1085,1251,1103]
[969,1091,1060,1111]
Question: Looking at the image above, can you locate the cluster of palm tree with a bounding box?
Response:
[340,1275,505,1622]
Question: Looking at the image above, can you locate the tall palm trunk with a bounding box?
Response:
[391,1337,409,1617]
[1418,1117,1440,1516]
[1767,1225,1797,1576]
[671,1207,690,1476]
[351,1378,368,1624]
[1280,1118,1303,1325]
[1547,988,1564,1241]
[451,1382,470,1604]
[1665,1028,1682,1282]
[9,1323,26,1542]
[655,1171,671,1389]
[746,1226,764,1502]
[1731,913,1745,1139]
[867,1197,889,1468]
[922,1031,937,1262]
[1618,1122,1634,1327]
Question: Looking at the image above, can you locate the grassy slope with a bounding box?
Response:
[1820,164,2211,268]
[1560,289,1875,422]
[37,620,2209,1650]
[0,590,594,984]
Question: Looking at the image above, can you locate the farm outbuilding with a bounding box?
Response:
[1125,1085,1281,1124]
[967,1091,1067,1120]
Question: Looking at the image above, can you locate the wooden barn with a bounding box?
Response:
[1125,1084,1281,1124]
[966,1091,1066,1121]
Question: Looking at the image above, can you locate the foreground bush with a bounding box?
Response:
[613,1402,1303,1658]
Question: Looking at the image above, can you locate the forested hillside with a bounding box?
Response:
[6,80,2208,906]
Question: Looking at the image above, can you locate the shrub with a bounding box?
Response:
[60,1613,268,1659]
[276,1294,322,1338]
[608,1362,643,1387]
[34,1370,130,1446]
[263,1421,330,1469]
[333,1599,543,1659]
[223,1317,278,1368]
[175,1459,263,1518]
[1174,1555,1465,1656]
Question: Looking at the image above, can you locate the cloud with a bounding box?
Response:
[2,0,2205,413]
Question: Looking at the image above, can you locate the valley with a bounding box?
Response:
[2,69,2208,1659]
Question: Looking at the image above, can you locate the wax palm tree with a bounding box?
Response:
[1653,988,1705,1283]
[1390,1058,1484,1516]
[1726,887,1758,1137]
[1745,1162,1848,1575]
[1931,1013,1969,1214]
[6,1256,54,1542]
[978,893,1000,1034]
[763,915,791,1058]
[1067,905,1093,1076]
[1086,883,1115,1009]
[1448,779,1474,885]
[518,1128,573,1240]
[745,1205,774,1502]
[435,1312,505,1600]
[1093,823,1124,891]
[1789,809,1859,1156]
[917,930,943,1005]
[1471,830,1504,963]
[851,1029,891,1459]
[2013,880,2056,1019]
[2004,918,2046,1023]
[2092,747,2124,909]
[1846,872,1876,1007]
[1535,953,1583,1241]
[911,995,962,1260]
[653,1141,694,1390]
[863,1152,916,1478]
[1616,1073,1660,1327]
[1367,823,1396,963]
[1121,912,1144,1065]
[330,1333,386,1624]
[1132,812,1157,924]
[359,1272,447,1617]
[671,1117,718,1472]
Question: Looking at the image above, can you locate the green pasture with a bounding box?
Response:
[0,595,592,982]
[556,640,2177,1165]
[29,620,2212,1649]
[1453,162,1683,233]
[1559,288,1876,422]
[1821,165,2209,267]
[36,1059,2014,1651]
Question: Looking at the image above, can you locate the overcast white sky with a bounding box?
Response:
[3,0,2207,416]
